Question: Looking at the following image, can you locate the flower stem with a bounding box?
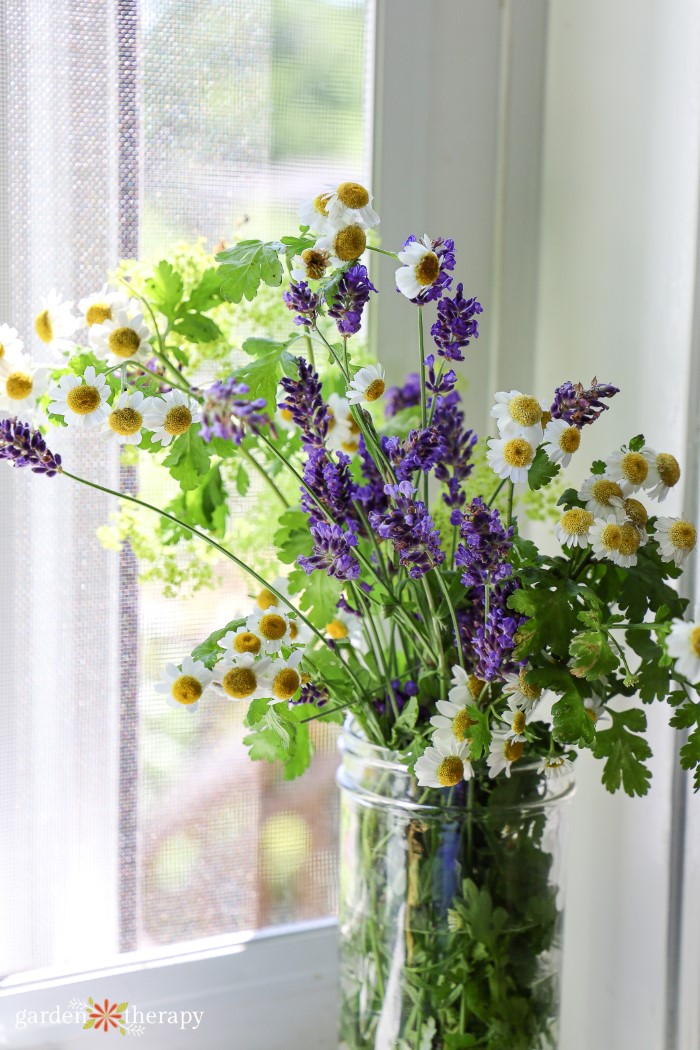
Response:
[506,480,515,528]
[365,245,399,260]
[433,570,465,671]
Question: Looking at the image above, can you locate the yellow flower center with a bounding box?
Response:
[337,181,370,209]
[656,453,680,488]
[108,326,141,359]
[300,248,329,280]
[560,508,594,535]
[280,408,294,422]
[504,740,525,763]
[559,427,581,454]
[341,439,359,453]
[668,520,697,552]
[468,675,486,701]
[452,708,477,742]
[541,409,552,427]
[312,192,330,216]
[258,612,287,641]
[623,498,648,527]
[66,384,101,414]
[35,309,53,343]
[273,667,301,700]
[512,711,527,735]
[86,303,112,326]
[326,619,349,640]
[415,250,440,286]
[364,378,385,402]
[618,522,642,557]
[691,626,700,658]
[518,670,541,701]
[546,757,566,772]
[257,588,277,611]
[349,417,361,435]
[222,666,257,699]
[600,523,622,551]
[503,437,534,468]
[437,755,464,787]
[509,394,542,427]
[333,224,366,261]
[164,405,193,435]
[233,631,261,655]
[620,452,648,486]
[108,406,143,436]
[591,479,624,506]
[5,372,33,400]
[289,622,299,641]
[171,674,203,705]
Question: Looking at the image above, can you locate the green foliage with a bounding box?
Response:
[508,582,580,661]
[235,336,298,411]
[593,708,653,796]
[216,239,284,303]
[527,448,560,491]
[274,508,313,564]
[167,465,228,537]
[243,702,314,780]
[287,566,343,628]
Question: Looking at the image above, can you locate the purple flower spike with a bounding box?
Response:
[298,520,361,581]
[200,378,268,445]
[452,498,514,589]
[282,281,319,328]
[301,447,358,524]
[431,393,477,509]
[0,418,62,476]
[385,373,422,418]
[326,263,377,336]
[430,284,482,361]
[279,358,329,448]
[425,354,457,396]
[550,378,619,429]
[369,480,444,578]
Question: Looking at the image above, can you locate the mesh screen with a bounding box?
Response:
[0,0,373,977]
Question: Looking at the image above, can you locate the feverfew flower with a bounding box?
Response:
[246,606,292,654]
[395,234,454,303]
[500,702,531,743]
[155,656,213,711]
[34,290,78,358]
[486,434,536,485]
[645,452,681,502]
[538,756,574,779]
[90,309,152,366]
[219,651,272,701]
[555,508,594,549]
[654,516,697,567]
[325,606,363,647]
[346,364,386,406]
[491,390,545,444]
[262,651,304,704]
[78,286,129,328]
[290,248,331,283]
[584,695,605,723]
[314,223,368,268]
[589,516,643,568]
[298,190,333,233]
[667,609,700,683]
[501,669,542,713]
[605,445,654,494]
[325,181,380,229]
[430,698,478,749]
[143,389,201,447]
[48,366,110,428]
[326,393,359,455]
[255,577,290,611]
[578,475,626,520]
[487,729,525,779]
[220,626,264,658]
[0,355,49,417]
[103,390,152,445]
[0,324,25,367]
[542,417,581,467]
[415,737,473,788]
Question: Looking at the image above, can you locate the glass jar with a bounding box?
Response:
[337,722,575,1050]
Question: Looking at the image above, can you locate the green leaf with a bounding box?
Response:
[145,260,184,320]
[185,267,224,312]
[569,628,619,680]
[557,487,582,508]
[235,349,298,412]
[467,706,492,761]
[287,566,343,628]
[628,434,646,452]
[618,545,685,622]
[217,239,284,303]
[393,695,419,735]
[527,448,560,491]
[590,459,607,475]
[235,464,250,497]
[528,666,595,746]
[280,230,317,264]
[172,313,222,343]
[163,429,212,491]
[680,727,700,791]
[242,336,290,358]
[510,535,539,566]
[508,585,580,660]
[169,465,228,536]
[274,508,313,564]
[593,708,652,796]
[626,629,671,702]
[191,618,245,668]
[83,1020,95,1030]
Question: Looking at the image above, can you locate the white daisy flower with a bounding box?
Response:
[299,190,334,234]
[78,286,129,328]
[262,650,305,704]
[578,475,626,520]
[287,616,313,648]
[395,234,442,301]
[0,324,25,368]
[500,701,532,743]
[537,755,574,779]
[0,354,49,417]
[48,366,110,428]
[254,577,290,612]
[219,625,264,659]
[33,290,79,358]
[415,736,473,788]
[324,607,364,648]
[609,495,649,530]
[645,452,681,502]
[142,389,201,447]
[654,516,697,567]
[605,445,654,494]
[290,247,331,283]
[501,669,542,713]
[542,417,581,467]
[448,665,487,706]
[491,390,546,444]
[325,181,380,229]
[430,697,479,749]
[584,696,605,723]
[667,609,700,683]
[154,655,213,711]
[486,434,536,485]
[590,515,643,568]
[487,729,525,779]
[90,309,152,366]
[246,605,292,654]
[103,389,152,445]
[314,222,367,268]
[326,392,359,454]
[555,508,594,549]
[218,651,272,701]
[346,364,386,406]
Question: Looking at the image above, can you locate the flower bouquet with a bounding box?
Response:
[2,179,700,1048]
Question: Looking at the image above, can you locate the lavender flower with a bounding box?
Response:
[298,520,361,581]
[291,681,330,708]
[425,354,457,396]
[0,418,62,476]
[369,480,445,578]
[452,498,513,588]
[355,435,388,516]
[430,284,482,361]
[473,592,525,681]
[301,446,358,524]
[326,263,377,336]
[550,378,620,429]
[282,281,319,328]
[200,378,268,444]
[383,426,447,481]
[432,393,477,508]
[279,358,329,448]
[384,373,421,418]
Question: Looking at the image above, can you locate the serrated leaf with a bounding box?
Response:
[628,434,646,452]
[590,459,606,475]
[557,486,582,508]
[593,708,652,796]
[235,349,298,412]
[167,465,228,536]
[163,429,212,491]
[569,629,619,680]
[235,464,250,496]
[527,448,560,491]
[287,566,343,628]
[508,585,579,660]
[680,727,700,791]
[280,231,317,265]
[172,312,222,343]
[274,508,313,563]
[191,618,245,668]
[146,260,184,320]
[185,267,224,311]
[467,706,492,760]
[217,239,284,303]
